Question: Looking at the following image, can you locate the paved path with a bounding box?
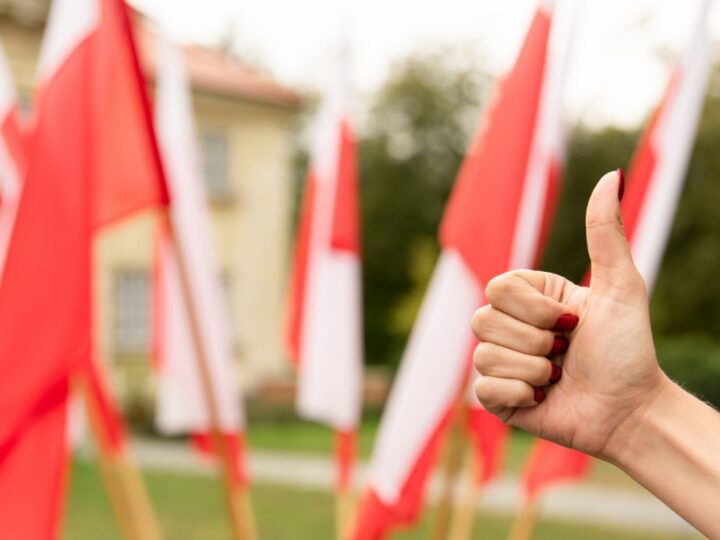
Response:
[129,437,699,536]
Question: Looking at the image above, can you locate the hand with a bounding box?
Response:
[471,170,671,460]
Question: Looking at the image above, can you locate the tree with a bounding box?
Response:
[358,49,489,368]
[541,69,720,407]
[292,52,720,406]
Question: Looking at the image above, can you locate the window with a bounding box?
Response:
[113,269,150,356]
[200,131,232,200]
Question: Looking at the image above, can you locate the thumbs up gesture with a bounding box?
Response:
[472,170,670,459]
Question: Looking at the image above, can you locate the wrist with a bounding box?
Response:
[602,373,720,536]
[603,369,675,467]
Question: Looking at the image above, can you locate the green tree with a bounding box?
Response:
[291,53,720,406]
[540,126,637,281]
[541,70,720,407]
[358,50,489,367]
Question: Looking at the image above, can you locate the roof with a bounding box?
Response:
[135,18,302,110]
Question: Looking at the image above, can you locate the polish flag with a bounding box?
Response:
[0,0,168,537]
[0,40,27,276]
[284,45,362,490]
[351,3,564,537]
[464,404,510,486]
[464,0,576,491]
[520,0,713,502]
[151,35,246,486]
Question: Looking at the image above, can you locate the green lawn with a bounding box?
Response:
[246,418,638,489]
[64,461,694,540]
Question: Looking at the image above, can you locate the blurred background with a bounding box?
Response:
[2,0,717,538]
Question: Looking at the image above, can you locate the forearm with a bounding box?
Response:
[611,376,720,536]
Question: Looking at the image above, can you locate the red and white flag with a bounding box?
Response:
[520,0,713,502]
[464,0,577,490]
[622,0,712,291]
[151,35,246,486]
[284,46,362,490]
[351,2,565,537]
[0,40,26,275]
[0,0,168,536]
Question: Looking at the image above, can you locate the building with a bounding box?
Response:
[0,1,301,404]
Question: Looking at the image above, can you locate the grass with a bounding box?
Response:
[64,460,695,540]
[246,418,639,489]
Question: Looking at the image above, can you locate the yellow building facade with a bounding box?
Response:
[0,1,300,402]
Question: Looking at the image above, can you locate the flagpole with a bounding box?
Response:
[507,500,539,540]
[447,446,481,540]
[73,375,162,540]
[164,213,257,540]
[333,430,356,539]
[335,486,354,540]
[428,395,468,540]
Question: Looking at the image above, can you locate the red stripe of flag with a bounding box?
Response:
[520,0,710,501]
[0,1,169,536]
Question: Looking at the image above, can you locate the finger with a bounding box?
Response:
[586,169,646,296]
[485,270,579,330]
[473,342,562,387]
[471,305,566,356]
[473,375,540,415]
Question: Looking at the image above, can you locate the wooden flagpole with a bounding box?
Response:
[447,446,481,540]
[164,213,257,540]
[334,431,356,540]
[73,376,162,540]
[335,486,354,540]
[428,398,468,540]
[507,500,539,540]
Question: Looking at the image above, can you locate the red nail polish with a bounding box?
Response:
[549,364,562,383]
[534,387,545,404]
[550,335,569,355]
[553,314,578,331]
[617,168,625,201]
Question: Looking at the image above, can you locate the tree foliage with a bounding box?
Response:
[292,52,720,406]
[539,72,720,407]
[358,50,489,367]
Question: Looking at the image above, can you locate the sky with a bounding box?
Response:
[129,0,720,129]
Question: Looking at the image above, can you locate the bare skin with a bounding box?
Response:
[472,171,720,537]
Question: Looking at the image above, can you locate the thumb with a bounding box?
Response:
[586,169,641,294]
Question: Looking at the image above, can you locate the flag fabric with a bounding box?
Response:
[351,3,561,537]
[621,0,712,291]
[0,0,168,536]
[151,35,246,486]
[519,0,713,502]
[464,0,575,490]
[521,439,591,501]
[284,45,362,490]
[0,383,69,540]
[0,40,27,275]
[465,404,510,486]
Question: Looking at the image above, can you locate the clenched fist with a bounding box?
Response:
[471,170,669,461]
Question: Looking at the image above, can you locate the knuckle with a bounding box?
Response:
[485,274,511,304]
[473,376,497,404]
[504,380,530,407]
[471,306,493,338]
[472,342,496,373]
